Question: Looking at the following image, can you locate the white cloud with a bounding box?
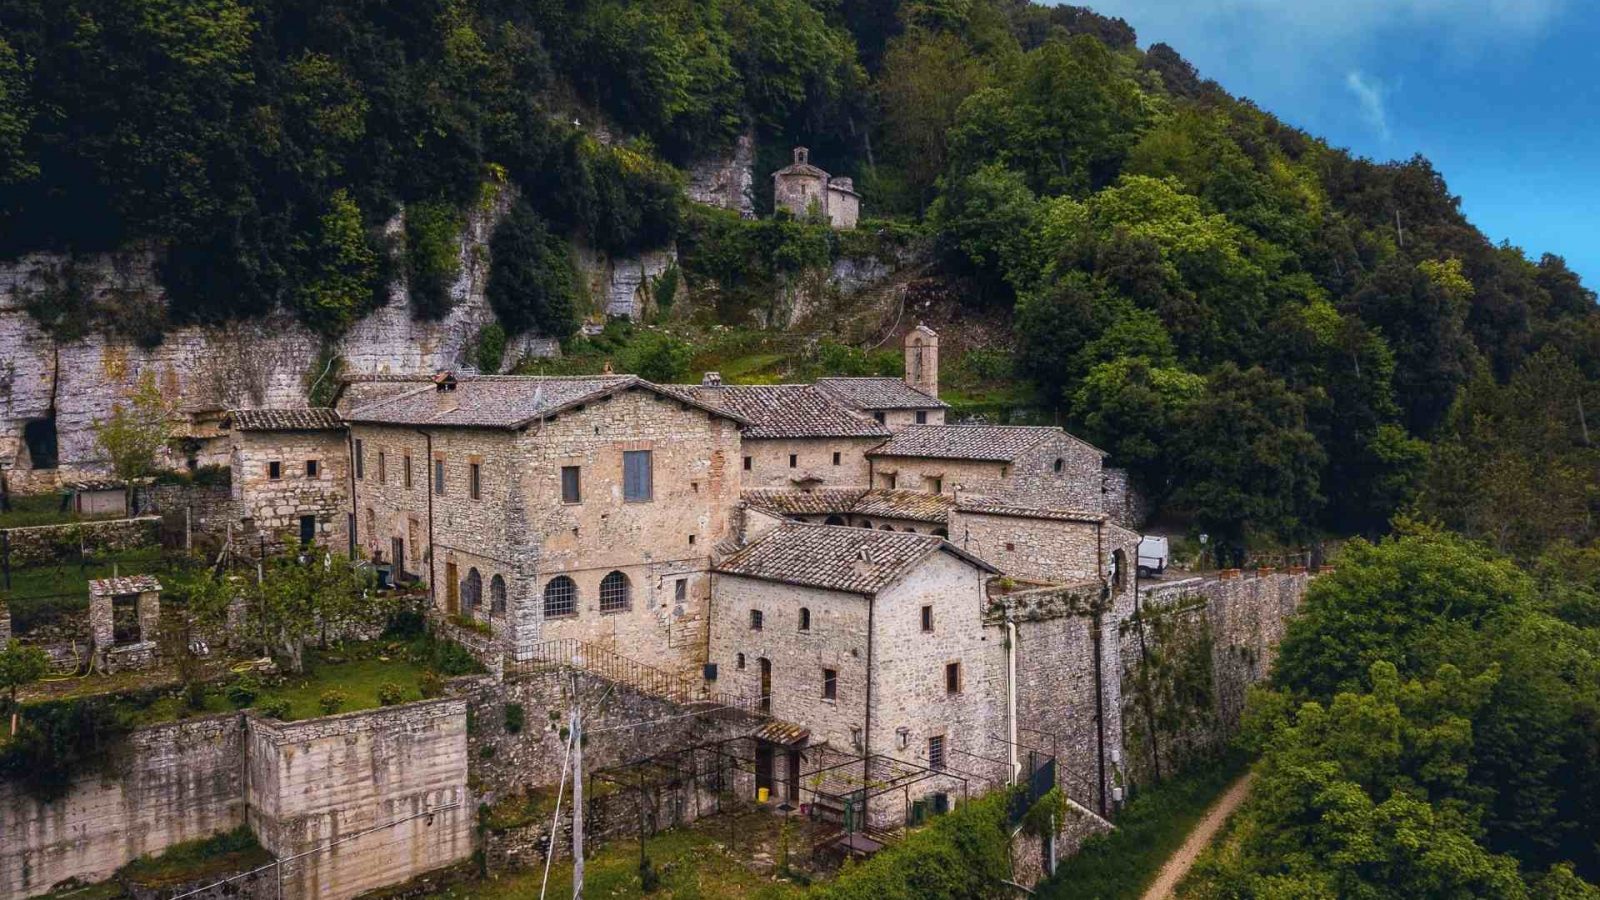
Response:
[1344,71,1391,140]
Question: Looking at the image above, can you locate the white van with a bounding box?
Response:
[1137,536,1169,577]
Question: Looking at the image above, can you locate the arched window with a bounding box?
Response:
[824,515,846,526]
[1053,458,1065,474]
[462,568,483,613]
[599,571,631,613]
[543,576,577,618]
[490,575,507,615]
[799,607,811,631]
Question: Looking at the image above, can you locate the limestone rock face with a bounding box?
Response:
[687,131,756,218]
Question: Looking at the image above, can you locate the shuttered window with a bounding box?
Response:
[622,450,653,502]
[561,466,581,503]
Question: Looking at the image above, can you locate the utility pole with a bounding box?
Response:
[571,673,585,899]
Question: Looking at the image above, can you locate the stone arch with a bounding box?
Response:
[462,568,483,613]
[599,570,631,613]
[543,576,577,618]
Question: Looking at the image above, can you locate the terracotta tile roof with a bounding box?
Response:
[815,377,948,410]
[752,720,811,745]
[715,522,995,594]
[851,489,957,524]
[742,488,868,516]
[955,498,1105,523]
[226,408,345,431]
[868,425,1100,462]
[344,376,745,430]
[676,385,890,439]
[89,575,162,596]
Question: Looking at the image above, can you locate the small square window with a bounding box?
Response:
[915,411,928,424]
[675,578,687,603]
[305,459,319,478]
[561,466,581,503]
[822,669,837,701]
[688,534,696,546]
[268,461,282,480]
[929,476,942,494]
[921,605,933,633]
[743,456,752,471]
[750,609,763,631]
[1006,542,1015,551]
[873,411,886,424]
[469,462,482,500]
[832,452,841,466]
[945,662,961,695]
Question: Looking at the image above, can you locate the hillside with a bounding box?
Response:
[2,0,1597,554]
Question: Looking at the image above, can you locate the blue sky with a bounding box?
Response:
[1067,0,1600,289]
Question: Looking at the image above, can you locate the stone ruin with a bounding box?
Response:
[88,574,162,673]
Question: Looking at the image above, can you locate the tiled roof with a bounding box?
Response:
[742,488,868,516]
[344,376,745,430]
[715,522,995,594]
[226,408,345,431]
[741,488,956,524]
[815,377,948,410]
[677,385,890,439]
[955,498,1105,523]
[752,720,811,745]
[89,575,162,596]
[851,490,957,524]
[868,425,1097,462]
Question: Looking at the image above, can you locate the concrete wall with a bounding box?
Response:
[739,436,876,490]
[0,715,246,899]
[244,700,473,900]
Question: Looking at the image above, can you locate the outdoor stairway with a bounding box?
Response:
[505,639,765,717]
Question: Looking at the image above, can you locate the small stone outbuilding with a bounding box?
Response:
[88,574,162,672]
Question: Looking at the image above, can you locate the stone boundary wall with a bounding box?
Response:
[1011,802,1116,889]
[244,700,473,900]
[1118,570,1308,788]
[135,482,240,546]
[0,714,247,900]
[0,516,161,567]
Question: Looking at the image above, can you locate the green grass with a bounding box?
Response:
[119,826,271,888]
[2,547,168,633]
[1039,753,1250,900]
[440,824,808,900]
[252,648,434,720]
[0,493,125,529]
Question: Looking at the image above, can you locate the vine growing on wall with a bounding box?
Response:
[1123,598,1218,787]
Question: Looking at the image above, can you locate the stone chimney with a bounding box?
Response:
[701,372,724,387]
[904,325,939,399]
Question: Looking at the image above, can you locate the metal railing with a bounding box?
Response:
[504,639,766,715]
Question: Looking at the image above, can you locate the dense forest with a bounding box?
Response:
[2,0,1597,554]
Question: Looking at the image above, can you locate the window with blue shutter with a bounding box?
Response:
[623,450,652,502]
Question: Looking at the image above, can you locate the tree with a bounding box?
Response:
[620,331,694,383]
[294,189,380,336]
[93,370,174,487]
[876,30,988,206]
[226,553,381,674]
[0,639,49,735]
[1071,356,1203,503]
[486,197,579,339]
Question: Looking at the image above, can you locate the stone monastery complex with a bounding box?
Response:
[214,325,1156,816]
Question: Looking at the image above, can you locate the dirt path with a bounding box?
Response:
[1139,772,1256,900]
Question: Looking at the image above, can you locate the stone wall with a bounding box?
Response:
[739,436,877,490]
[0,516,161,567]
[244,699,473,900]
[1100,467,1148,531]
[687,132,756,218]
[135,481,239,547]
[0,715,246,899]
[233,429,350,552]
[1119,571,1308,788]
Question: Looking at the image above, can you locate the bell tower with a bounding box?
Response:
[904,325,939,399]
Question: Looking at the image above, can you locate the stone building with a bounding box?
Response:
[771,147,861,230]
[708,522,1007,810]
[342,375,744,670]
[88,575,162,673]
[224,408,350,551]
[867,424,1107,511]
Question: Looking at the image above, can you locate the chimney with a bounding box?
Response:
[433,371,458,392]
[904,325,939,399]
[701,372,724,387]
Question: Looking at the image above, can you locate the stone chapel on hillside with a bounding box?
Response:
[772,147,861,230]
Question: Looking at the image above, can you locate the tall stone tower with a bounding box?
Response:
[904,325,939,399]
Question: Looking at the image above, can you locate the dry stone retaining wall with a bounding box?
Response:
[0,516,161,567]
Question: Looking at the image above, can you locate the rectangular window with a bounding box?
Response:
[561,466,581,503]
[789,453,798,468]
[469,462,482,500]
[378,451,386,484]
[881,472,897,490]
[623,450,653,502]
[674,578,687,603]
[929,476,942,494]
[873,411,886,424]
[928,735,946,771]
[433,457,446,495]
[945,662,961,695]
[750,609,763,631]
[915,411,928,424]
[742,456,752,471]
[822,669,838,701]
[355,439,364,479]
[921,605,934,633]
[403,454,413,489]
[832,452,841,466]
[268,461,282,480]
[305,459,319,478]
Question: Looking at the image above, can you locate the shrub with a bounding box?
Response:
[406,200,465,320]
[226,675,261,709]
[377,682,406,707]
[814,789,1013,900]
[418,670,445,699]
[258,698,292,720]
[653,264,680,313]
[618,331,694,382]
[486,198,579,338]
[504,702,525,734]
[473,323,507,374]
[317,689,348,715]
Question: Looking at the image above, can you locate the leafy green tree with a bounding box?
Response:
[0,35,36,186]
[228,554,382,674]
[93,370,174,486]
[405,200,465,321]
[928,163,1041,303]
[876,30,989,207]
[1071,356,1203,502]
[486,198,579,339]
[0,639,49,735]
[294,189,380,336]
[619,331,694,383]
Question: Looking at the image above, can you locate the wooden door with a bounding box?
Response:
[445,561,459,614]
[391,537,405,579]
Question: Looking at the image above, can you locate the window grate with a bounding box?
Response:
[599,571,631,612]
[543,576,577,618]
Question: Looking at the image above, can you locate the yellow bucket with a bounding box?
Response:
[757,787,770,803]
